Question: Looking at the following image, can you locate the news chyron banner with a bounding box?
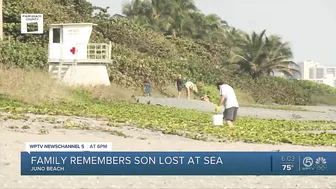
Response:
[21,142,336,175]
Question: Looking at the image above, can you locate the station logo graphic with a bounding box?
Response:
[302,157,314,170]
[301,156,327,171]
[315,157,327,170]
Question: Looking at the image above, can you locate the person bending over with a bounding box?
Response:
[184,81,198,100]
[215,82,239,127]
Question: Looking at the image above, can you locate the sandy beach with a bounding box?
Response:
[1,98,336,189]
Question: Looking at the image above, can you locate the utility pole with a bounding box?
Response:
[0,0,3,40]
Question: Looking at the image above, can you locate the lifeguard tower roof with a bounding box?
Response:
[49,23,98,27]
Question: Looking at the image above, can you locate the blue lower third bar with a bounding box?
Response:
[20,152,336,175]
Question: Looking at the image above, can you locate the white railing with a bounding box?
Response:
[48,42,112,81]
[85,43,110,61]
[48,42,112,63]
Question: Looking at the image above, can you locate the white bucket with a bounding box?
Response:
[212,114,223,126]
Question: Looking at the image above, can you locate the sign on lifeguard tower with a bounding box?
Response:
[48,23,112,86]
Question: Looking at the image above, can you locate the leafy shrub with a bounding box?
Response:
[96,18,177,59]
[197,74,336,105]
[98,19,229,86]
[109,44,176,89]
[0,41,47,69]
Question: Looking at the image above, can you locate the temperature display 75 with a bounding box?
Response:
[280,156,296,172]
[282,164,294,171]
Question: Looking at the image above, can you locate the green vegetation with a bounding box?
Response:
[1,87,336,146]
[0,0,336,146]
[197,85,310,111]
[26,22,39,32]
[2,0,336,105]
[0,68,335,146]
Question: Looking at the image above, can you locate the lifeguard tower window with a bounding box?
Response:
[52,28,61,43]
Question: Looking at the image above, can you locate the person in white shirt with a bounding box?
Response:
[215,82,239,127]
[184,81,198,100]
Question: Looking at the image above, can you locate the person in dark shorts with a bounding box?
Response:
[175,75,183,98]
[215,82,239,127]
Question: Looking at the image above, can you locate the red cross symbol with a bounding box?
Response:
[70,47,76,54]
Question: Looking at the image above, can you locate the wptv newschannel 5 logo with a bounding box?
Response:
[302,156,328,171]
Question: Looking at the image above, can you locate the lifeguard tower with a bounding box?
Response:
[48,23,112,86]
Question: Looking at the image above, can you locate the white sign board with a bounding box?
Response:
[21,14,44,34]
